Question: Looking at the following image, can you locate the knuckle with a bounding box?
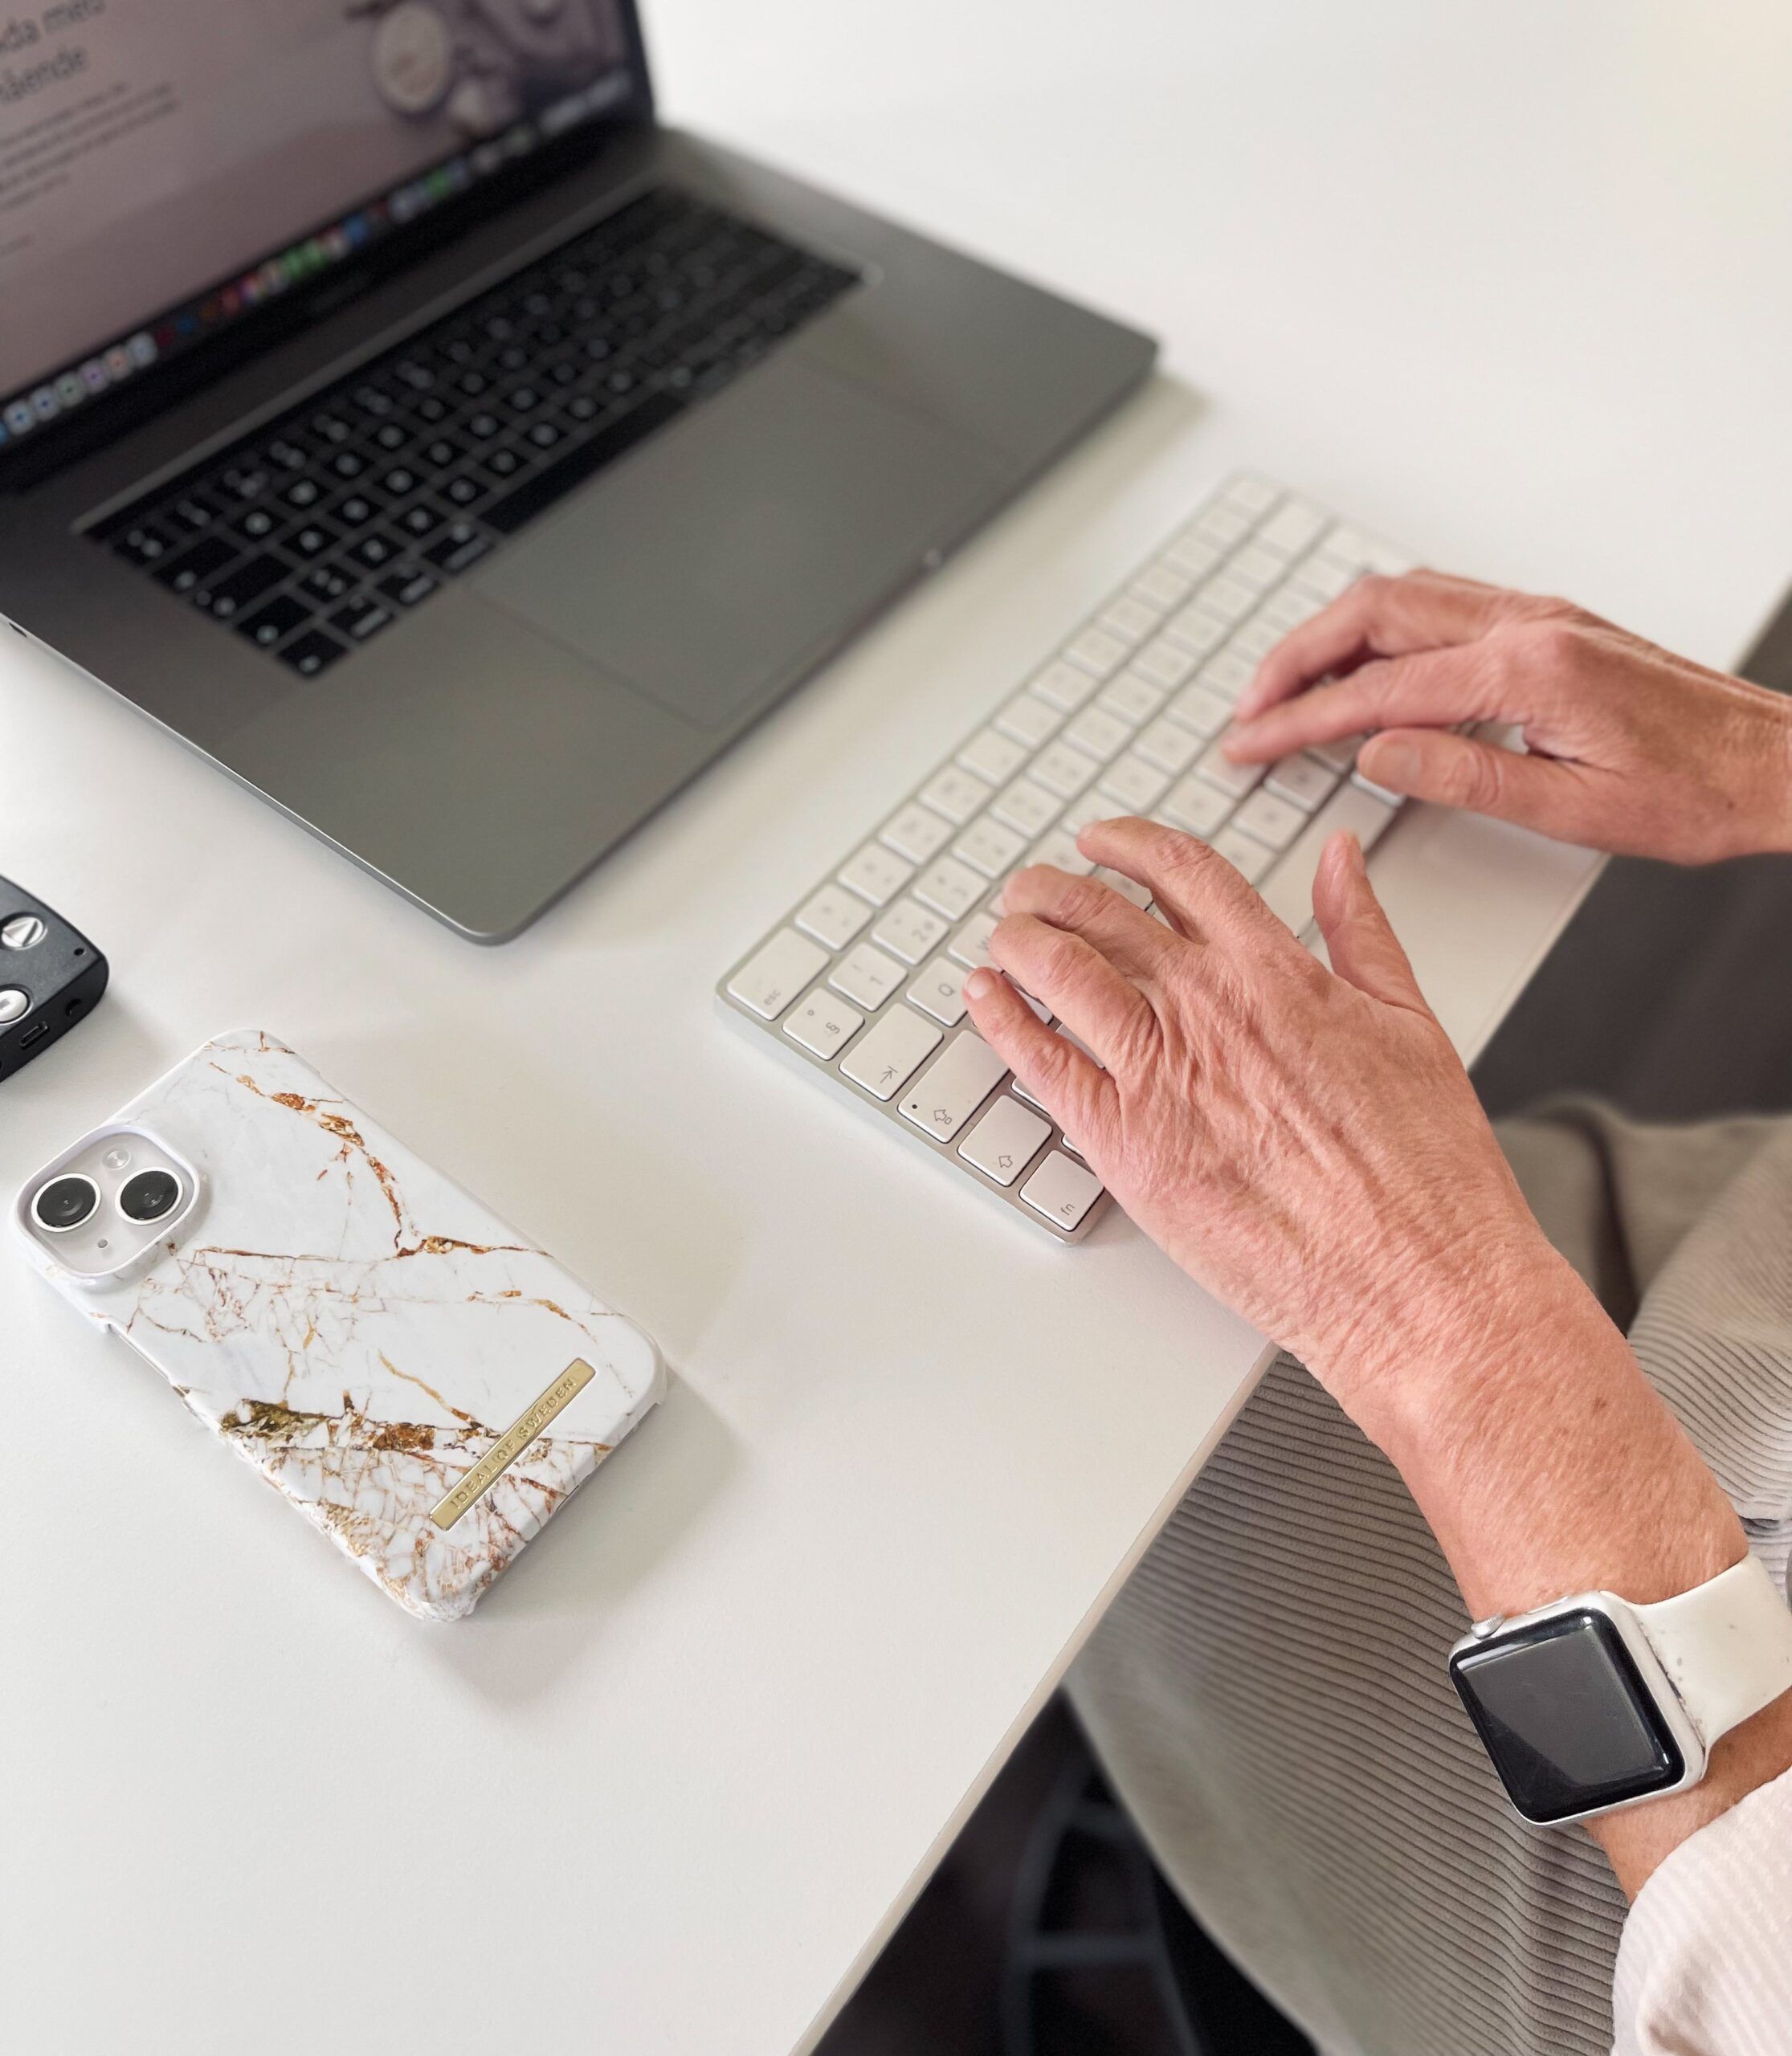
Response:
[1443,744,1504,810]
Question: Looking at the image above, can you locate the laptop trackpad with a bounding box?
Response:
[475,355,1006,728]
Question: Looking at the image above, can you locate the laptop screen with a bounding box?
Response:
[0,1,641,451]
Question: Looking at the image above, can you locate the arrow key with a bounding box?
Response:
[959,1096,1051,1186]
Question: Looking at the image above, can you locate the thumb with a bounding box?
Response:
[1355,727,1562,832]
[1311,831,1430,1013]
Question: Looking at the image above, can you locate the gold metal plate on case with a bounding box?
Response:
[430,1358,595,1531]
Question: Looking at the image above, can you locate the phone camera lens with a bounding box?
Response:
[119,1169,182,1223]
[32,1173,99,1233]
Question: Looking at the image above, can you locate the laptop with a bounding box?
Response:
[0,2,1154,943]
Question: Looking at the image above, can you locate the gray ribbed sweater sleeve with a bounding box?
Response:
[1612,1763,1792,2055]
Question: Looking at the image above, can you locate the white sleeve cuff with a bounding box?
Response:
[1612,1758,1792,2055]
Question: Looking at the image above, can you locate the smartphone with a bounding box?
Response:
[12,1030,664,1620]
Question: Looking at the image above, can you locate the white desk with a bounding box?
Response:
[6,5,1790,2050]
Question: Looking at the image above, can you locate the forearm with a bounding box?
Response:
[1337,1245,1791,1895]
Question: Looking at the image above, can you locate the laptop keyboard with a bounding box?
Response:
[93,188,858,677]
[720,475,1414,1243]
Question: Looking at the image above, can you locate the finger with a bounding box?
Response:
[987,913,1156,1073]
[1075,815,1288,948]
[1353,728,1583,835]
[962,966,1114,1143]
[1234,569,1517,722]
[1000,863,1181,983]
[1223,646,1509,764]
[1309,832,1430,1014]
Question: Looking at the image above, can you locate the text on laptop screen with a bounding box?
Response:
[0,0,634,444]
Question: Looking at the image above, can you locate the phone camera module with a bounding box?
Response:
[119,1168,182,1224]
[101,1144,133,1173]
[32,1173,100,1233]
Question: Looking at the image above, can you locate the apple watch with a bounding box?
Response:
[1449,1552,1792,1826]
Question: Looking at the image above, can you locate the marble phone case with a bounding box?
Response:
[15,1030,665,1621]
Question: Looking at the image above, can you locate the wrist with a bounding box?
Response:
[1331,1244,1746,1619]
[1741,687,1792,857]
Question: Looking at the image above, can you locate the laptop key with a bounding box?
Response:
[422,522,493,574]
[155,534,239,594]
[330,596,395,643]
[278,630,349,678]
[238,594,312,648]
[377,568,439,610]
[300,561,357,606]
[484,388,685,536]
[198,554,287,618]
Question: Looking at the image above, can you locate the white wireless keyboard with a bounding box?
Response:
[719,475,1414,1243]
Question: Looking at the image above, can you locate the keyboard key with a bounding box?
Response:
[278,629,350,679]
[1228,543,1286,590]
[872,898,949,964]
[830,942,906,1010]
[1199,651,1256,702]
[1192,503,1252,548]
[959,1097,1051,1185]
[990,777,1059,838]
[784,990,865,1060]
[155,534,238,595]
[840,1006,941,1100]
[348,532,405,573]
[1161,605,1231,659]
[1266,751,1340,813]
[949,908,1000,969]
[1131,564,1190,610]
[1308,733,1363,774]
[1257,780,1402,932]
[1019,1151,1104,1230]
[1100,671,1167,724]
[1132,637,1198,690]
[1030,659,1100,712]
[197,554,286,618]
[727,928,828,1018]
[1194,740,1265,801]
[880,802,954,864]
[919,765,992,825]
[377,568,439,610]
[958,727,1027,785]
[1133,717,1202,775]
[1099,753,1169,813]
[1212,825,1276,884]
[237,594,311,648]
[330,595,395,644]
[954,815,1027,878]
[913,856,984,920]
[908,957,970,1026]
[839,842,914,906]
[1031,743,1100,800]
[288,521,341,560]
[994,692,1061,749]
[1257,499,1329,556]
[1064,626,1129,679]
[796,884,871,950]
[899,1031,1008,1142]
[1224,475,1280,516]
[1098,594,1163,644]
[300,562,357,606]
[1064,706,1132,761]
[1159,776,1232,837]
[422,521,493,574]
[1163,532,1224,580]
[1234,789,1307,851]
[1165,683,1231,739]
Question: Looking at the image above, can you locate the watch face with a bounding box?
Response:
[1450,1610,1684,1824]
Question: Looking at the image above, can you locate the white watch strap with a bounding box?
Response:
[1635,1554,1792,1748]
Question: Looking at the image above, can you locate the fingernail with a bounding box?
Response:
[964,969,995,1002]
[1221,721,1255,761]
[1365,739,1419,789]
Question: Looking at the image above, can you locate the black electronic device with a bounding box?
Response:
[0,878,108,1080]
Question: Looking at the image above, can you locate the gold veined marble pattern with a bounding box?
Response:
[20,1031,663,1620]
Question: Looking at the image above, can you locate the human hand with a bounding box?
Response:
[960,818,1573,1431]
[1223,571,1792,863]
